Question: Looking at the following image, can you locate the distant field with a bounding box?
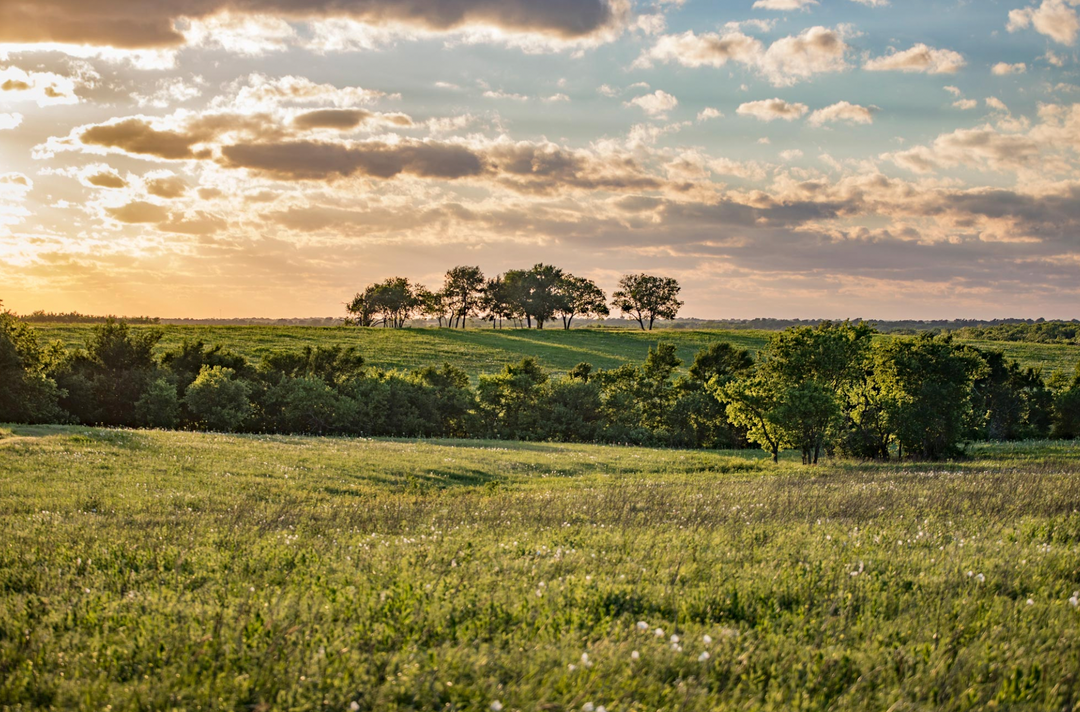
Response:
[2,425,1079,710]
[29,324,1080,377]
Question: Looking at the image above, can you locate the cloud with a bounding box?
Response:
[76,118,214,160]
[807,101,876,126]
[634,30,763,69]
[752,0,817,9]
[864,44,966,74]
[697,107,722,121]
[0,66,79,106]
[625,90,679,117]
[635,25,849,86]
[1008,0,1080,45]
[85,169,127,189]
[953,99,978,110]
[146,174,188,198]
[849,0,889,5]
[884,125,1041,173]
[106,201,170,223]
[0,113,22,130]
[0,0,630,51]
[292,108,412,129]
[737,98,808,121]
[991,62,1027,75]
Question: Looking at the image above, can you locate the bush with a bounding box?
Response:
[184,366,252,431]
[135,378,181,429]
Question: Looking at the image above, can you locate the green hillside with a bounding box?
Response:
[29,324,1080,378]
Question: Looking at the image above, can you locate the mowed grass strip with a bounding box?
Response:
[31,324,1080,378]
[1,425,1079,711]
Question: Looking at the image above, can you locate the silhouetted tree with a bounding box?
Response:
[612,274,683,330]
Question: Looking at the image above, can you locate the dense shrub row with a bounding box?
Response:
[4,314,1080,461]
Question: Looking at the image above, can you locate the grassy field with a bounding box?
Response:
[2,425,1079,710]
[29,324,1080,378]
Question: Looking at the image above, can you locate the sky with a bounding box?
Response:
[1,0,1079,320]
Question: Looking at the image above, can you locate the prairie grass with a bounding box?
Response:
[30,325,1080,379]
[1,425,1079,711]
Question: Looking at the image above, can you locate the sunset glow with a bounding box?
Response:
[1,0,1078,319]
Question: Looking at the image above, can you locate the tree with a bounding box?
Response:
[688,342,754,385]
[443,266,485,329]
[0,305,65,423]
[367,277,423,328]
[719,322,874,464]
[518,264,567,330]
[345,291,377,327]
[873,334,987,460]
[557,275,609,329]
[418,289,453,328]
[183,365,252,431]
[480,276,519,329]
[719,375,791,463]
[612,274,683,330]
[52,319,163,426]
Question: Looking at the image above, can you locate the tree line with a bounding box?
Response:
[5,313,1080,461]
[347,266,683,331]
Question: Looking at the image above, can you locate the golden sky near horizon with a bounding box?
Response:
[2,0,1080,319]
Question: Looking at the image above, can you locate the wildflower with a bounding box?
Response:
[581,652,591,667]
[976,573,985,583]
[631,650,640,660]
[671,643,682,652]
[636,621,649,631]
[670,634,680,644]
[702,634,713,645]
[490,702,504,712]
[698,651,710,662]
[654,628,664,638]
[568,664,577,672]
[1027,598,1035,606]
[1068,594,1079,607]
[350,703,360,712]
[582,703,595,712]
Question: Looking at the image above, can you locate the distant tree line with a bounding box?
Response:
[346,266,683,331]
[5,310,1080,462]
[17,311,161,324]
[950,321,1080,345]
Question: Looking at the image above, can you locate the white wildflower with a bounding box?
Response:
[702,634,713,645]
[654,628,664,638]
[631,650,640,660]
[698,651,710,662]
[637,621,649,631]
[490,703,503,712]
[582,703,595,712]
[670,634,680,644]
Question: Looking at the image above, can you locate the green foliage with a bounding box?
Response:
[612,273,683,330]
[183,365,252,431]
[3,428,1079,711]
[0,308,65,423]
[724,322,874,464]
[52,319,163,426]
[134,377,181,429]
[874,334,988,460]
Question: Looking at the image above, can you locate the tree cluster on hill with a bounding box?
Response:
[4,310,1080,462]
[346,266,682,331]
[949,321,1080,344]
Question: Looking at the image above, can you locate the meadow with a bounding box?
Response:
[29,324,1080,379]
[2,425,1079,711]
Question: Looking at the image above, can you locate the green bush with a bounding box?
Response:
[183,366,252,431]
[134,377,181,429]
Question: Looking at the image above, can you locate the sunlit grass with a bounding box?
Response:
[2,425,1079,710]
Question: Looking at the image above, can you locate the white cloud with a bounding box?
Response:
[1008,0,1080,45]
[991,62,1027,75]
[849,0,889,5]
[697,107,723,121]
[752,0,818,9]
[543,93,570,103]
[737,98,809,121]
[0,113,23,130]
[808,101,875,126]
[483,90,529,101]
[635,26,849,87]
[987,96,1009,111]
[779,149,804,160]
[953,99,978,110]
[864,44,966,74]
[625,90,679,117]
